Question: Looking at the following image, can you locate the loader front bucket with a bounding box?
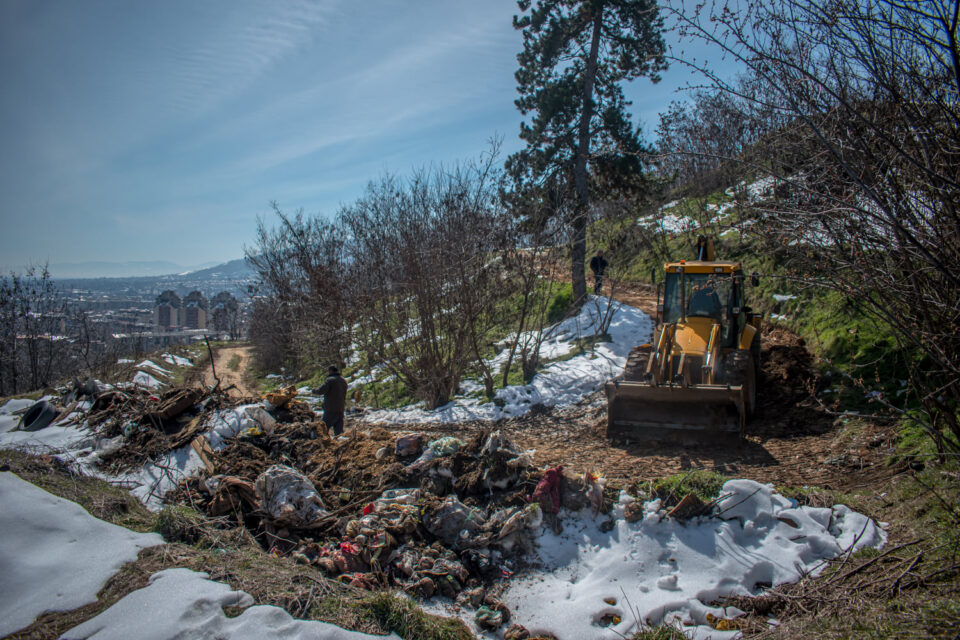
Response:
[604,380,745,444]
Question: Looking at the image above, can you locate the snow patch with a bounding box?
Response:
[161,353,193,367]
[363,297,652,424]
[136,360,172,377]
[0,398,36,434]
[132,371,164,389]
[0,473,162,636]
[61,568,398,640]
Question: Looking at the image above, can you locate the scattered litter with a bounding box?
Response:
[395,433,425,458]
[265,385,298,410]
[162,353,194,367]
[255,465,329,528]
[16,400,59,432]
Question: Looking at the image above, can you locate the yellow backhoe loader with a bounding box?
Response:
[605,237,761,442]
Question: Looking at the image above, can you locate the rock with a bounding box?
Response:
[624,501,644,523]
[505,623,531,640]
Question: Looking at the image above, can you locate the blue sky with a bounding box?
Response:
[0,0,719,275]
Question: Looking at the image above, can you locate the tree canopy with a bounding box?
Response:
[509,0,667,302]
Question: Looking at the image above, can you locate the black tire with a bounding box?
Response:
[20,400,58,432]
[623,345,651,381]
[722,349,756,418]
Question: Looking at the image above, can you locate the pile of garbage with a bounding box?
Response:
[5,377,319,474]
[165,421,610,632]
[6,377,611,633]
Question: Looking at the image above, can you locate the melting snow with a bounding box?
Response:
[363,297,653,423]
[132,371,164,389]
[0,473,162,636]
[161,353,193,367]
[638,212,694,234]
[0,472,393,639]
[61,568,399,640]
[136,360,171,377]
[432,480,885,639]
[0,398,36,434]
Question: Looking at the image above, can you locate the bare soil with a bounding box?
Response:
[201,345,256,396]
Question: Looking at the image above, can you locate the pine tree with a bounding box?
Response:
[509,0,666,303]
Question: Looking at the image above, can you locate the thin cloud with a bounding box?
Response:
[157,0,340,115]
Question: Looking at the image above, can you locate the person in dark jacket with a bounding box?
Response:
[313,365,348,436]
[589,251,608,294]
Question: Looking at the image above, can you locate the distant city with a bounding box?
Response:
[53,257,255,350]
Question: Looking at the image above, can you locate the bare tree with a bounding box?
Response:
[0,267,89,395]
[660,0,960,452]
[246,207,353,377]
[341,151,515,409]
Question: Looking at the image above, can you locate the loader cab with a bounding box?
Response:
[661,262,745,348]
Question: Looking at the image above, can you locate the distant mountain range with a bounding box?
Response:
[46,260,224,279]
[178,258,253,280]
[48,257,257,299]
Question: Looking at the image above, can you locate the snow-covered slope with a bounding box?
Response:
[363,296,653,424]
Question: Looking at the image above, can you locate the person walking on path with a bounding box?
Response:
[589,250,609,294]
[313,365,348,436]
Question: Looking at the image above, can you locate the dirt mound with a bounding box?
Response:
[751,326,829,439]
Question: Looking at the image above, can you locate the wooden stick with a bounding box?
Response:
[831,538,923,583]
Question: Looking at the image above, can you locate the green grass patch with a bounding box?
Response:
[641,470,729,505]
[0,389,45,404]
[315,591,473,640]
[632,625,689,640]
[546,281,573,323]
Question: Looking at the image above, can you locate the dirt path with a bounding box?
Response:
[608,280,658,317]
[201,344,256,396]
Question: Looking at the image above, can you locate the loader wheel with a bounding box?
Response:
[623,345,651,381]
[722,349,757,418]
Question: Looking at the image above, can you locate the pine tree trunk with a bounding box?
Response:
[572,10,603,305]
